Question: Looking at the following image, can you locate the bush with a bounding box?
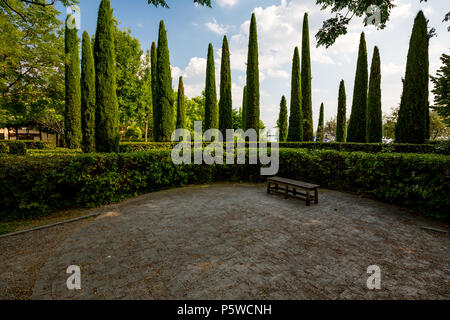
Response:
[2,140,53,150]
[124,126,143,141]
[6,141,27,155]
[0,149,448,221]
[0,143,9,154]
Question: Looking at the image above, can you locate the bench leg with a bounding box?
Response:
[285,186,289,199]
[306,190,311,206]
[293,188,296,196]
[314,188,319,204]
[267,182,271,194]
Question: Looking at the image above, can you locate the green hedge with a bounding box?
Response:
[119,141,449,155]
[2,141,27,155]
[0,149,448,221]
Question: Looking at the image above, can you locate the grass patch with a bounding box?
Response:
[0,207,94,236]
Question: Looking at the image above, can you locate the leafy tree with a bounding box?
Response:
[114,26,143,128]
[205,43,217,130]
[155,20,174,141]
[147,0,211,8]
[185,93,205,132]
[396,11,429,144]
[64,15,82,149]
[316,103,325,142]
[94,0,119,152]
[137,50,153,142]
[429,110,450,140]
[301,13,314,141]
[367,46,382,143]
[336,80,347,142]
[431,53,450,126]
[324,117,337,141]
[383,107,398,140]
[347,32,368,143]
[81,31,96,152]
[245,13,260,133]
[287,47,303,142]
[277,96,288,142]
[219,36,232,135]
[176,76,185,129]
[315,0,448,48]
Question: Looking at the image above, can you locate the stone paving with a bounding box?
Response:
[11,184,449,299]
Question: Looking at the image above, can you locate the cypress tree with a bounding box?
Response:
[367,46,382,143]
[94,0,119,152]
[64,15,82,149]
[151,41,159,140]
[176,76,185,129]
[81,31,96,153]
[347,32,368,143]
[219,36,233,135]
[395,11,429,144]
[242,86,247,130]
[277,96,288,142]
[287,47,303,142]
[205,43,218,130]
[155,20,175,141]
[301,13,314,141]
[316,103,325,142]
[336,80,347,142]
[245,13,260,133]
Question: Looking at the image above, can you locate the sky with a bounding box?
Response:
[56,0,450,131]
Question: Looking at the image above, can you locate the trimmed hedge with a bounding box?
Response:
[2,141,27,155]
[119,141,450,155]
[0,149,448,221]
[1,140,53,150]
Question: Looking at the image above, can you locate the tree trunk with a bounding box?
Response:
[145,120,149,143]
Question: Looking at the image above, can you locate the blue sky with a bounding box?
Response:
[56,0,450,131]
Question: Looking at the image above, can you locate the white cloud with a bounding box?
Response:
[205,18,229,35]
[216,0,238,8]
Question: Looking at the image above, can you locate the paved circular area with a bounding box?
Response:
[32,184,449,299]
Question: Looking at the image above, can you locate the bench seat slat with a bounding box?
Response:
[267,176,320,189]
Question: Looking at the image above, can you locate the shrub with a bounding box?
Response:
[124,126,143,141]
[0,143,9,154]
[7,141,27,155]
[0,149,448,221]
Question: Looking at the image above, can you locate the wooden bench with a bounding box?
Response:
[267,176,320,206]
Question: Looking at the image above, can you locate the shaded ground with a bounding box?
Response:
[1,184,448,300]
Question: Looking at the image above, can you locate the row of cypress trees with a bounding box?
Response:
[65,0,120,152]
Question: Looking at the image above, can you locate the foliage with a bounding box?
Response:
[241,86,247,131]
[138,50,153,142]
[336,80,347,142]
[81,31,96,153]
[1,148,448,221]
[324,117,337,141]
[245,13,260,132]
[347,32,368,143]
[316,103,325,142]
[155,20,175,141]
[367,46,382,143]
[277,96,288,142]
[205,43,218,130]
[151,41,159,140]
[147,0,211,8]
[396,11,429,144]
[124,125,142,140]
[2,141,27,155]
[94,0,120,152]
[301,13,314,141]
[287,47,303,142]
[431,53,450,126]
[176,77,185,129]
[219,36,233,135]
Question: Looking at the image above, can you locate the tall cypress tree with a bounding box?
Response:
[242,86,247,130]
[205,43,218,130]
[176,76,185,129]
[245,13,260,133]
[301,13,313,141]
[395,11,429,144]
[219,36,232,135]
[347,32,368,143]
[81,31,96,153]
[94,0,119,152]
[336,80,347,142]
[155,20,174,141]
[277,96,288,142]
[64,16,82,149]
[316,103,325,142]
[287,47,303,142]
[367,46,382,143]
[151,41,159,141]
